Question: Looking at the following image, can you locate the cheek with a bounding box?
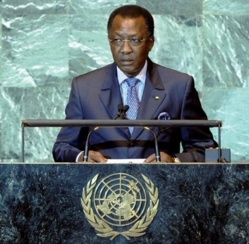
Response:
[136,49,149,60]
[110,48,119,59]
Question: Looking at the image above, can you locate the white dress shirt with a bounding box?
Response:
[117,61,147,104]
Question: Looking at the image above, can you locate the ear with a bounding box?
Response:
[148,36,155,51]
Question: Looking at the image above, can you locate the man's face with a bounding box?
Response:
[108,15,154,77]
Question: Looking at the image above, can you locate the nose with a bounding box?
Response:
[120,40,133,54]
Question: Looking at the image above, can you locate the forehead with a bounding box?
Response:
[109,15,147,36]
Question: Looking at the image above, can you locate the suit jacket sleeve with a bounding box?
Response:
[174,76,218,162]
[52,77,87,162]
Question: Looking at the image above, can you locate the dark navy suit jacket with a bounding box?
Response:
[53,59,217,162]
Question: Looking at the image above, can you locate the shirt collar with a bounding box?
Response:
[117,60,147,85]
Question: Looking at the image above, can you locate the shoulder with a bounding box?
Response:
[154,62,192,81]
[148,60,194,91]
[73,63,115,83]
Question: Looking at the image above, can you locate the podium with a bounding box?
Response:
[21,119,223,162]
[0,163,248,243]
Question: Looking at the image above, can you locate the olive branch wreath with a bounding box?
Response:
[81,173,159,240]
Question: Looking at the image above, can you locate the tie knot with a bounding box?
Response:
[126,78,140,87]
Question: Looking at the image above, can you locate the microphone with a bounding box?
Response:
[114,104,122,120]
[118,103,123,114]
[83,126,99,162]
[114,104,129,120]
[143,127,161,162]
[123,105,129,115]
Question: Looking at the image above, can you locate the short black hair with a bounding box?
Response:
[107,5,154,37]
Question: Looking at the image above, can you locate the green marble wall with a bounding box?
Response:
[0,0,249,162]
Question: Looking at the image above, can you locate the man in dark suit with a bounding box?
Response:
[53,5,217,163]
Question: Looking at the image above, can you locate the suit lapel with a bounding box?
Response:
[98,63,123,120]
[98,64,130,137]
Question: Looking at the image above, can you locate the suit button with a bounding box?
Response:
[130,141,134,147]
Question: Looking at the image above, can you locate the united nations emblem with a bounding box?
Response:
[81,173,159,240]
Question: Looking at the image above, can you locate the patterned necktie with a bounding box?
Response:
[125,78,140,134]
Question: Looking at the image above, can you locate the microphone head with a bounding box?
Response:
[118,104,123,112]
[123,105,129,112]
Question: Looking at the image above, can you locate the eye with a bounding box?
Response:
[113,38,123,44]
[130,39,140,45]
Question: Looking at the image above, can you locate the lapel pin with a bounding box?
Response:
[155,96,160,100]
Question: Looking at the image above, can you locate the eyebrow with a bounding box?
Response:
[110,32,143,38]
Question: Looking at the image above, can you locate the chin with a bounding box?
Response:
[119,66,131,72]
[121,69,136,77]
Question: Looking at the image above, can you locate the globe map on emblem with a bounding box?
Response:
[93,173,148,227]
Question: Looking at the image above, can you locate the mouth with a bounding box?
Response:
[120,59,134,65]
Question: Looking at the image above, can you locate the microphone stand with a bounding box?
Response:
[144,127,161,162]
[83,104,160,163]
[84,104,128,162]
[83,126,99,162]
